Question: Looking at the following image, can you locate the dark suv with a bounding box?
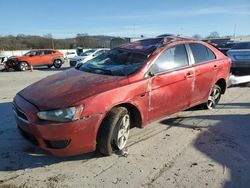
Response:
[5,49,64,71]
[227,42,250,75]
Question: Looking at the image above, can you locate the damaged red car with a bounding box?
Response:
[13,36,231,157]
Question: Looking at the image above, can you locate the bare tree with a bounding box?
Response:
[192,34,202,39]
[207,32,220,39]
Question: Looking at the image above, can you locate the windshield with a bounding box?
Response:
[79,49,96,56]
[231,42,250,50]
[23,51,35,56]
[77,48,149,76]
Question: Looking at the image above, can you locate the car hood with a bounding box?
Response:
[8,56,23,60]
[8,55,30,62]
[18,69,128,110]
[8,56,19,59]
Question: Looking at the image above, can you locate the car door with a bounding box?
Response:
[28,50,44,66]
[147,44,194,120]
[43,50,54,64]
[187,43,218,105]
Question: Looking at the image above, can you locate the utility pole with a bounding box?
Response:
[52,37,55,49]
[133,24,135,39]
[233,24,237,39]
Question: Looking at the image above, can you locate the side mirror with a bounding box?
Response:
[146,71,155,78]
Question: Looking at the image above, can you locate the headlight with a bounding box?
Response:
[37,105,83,123]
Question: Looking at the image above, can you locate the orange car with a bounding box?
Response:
[5,49,64,71]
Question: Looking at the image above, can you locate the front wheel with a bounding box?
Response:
[53,59,62,68]
[205,84,222,110]
[97,107,130,155]
[18,62,29,71]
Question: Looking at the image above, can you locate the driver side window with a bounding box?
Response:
[151,44,189,74]
[35,51,44,56]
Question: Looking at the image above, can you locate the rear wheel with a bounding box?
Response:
[205,84,222,110]
[53,59,62,68]
[97,107,130,155]
[18,62,29,71]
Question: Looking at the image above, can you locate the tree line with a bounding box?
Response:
[0,34,113,50]
[0,31,226,51]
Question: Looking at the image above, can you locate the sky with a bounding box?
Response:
[0,0,249,38]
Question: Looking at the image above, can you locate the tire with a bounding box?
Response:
[97,107,130,155]
[18,62,29,71]
[204,84,222,110]
[53,59,62,68]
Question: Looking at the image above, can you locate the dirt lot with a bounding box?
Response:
[0,63,250,188]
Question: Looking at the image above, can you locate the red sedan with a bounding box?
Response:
[13,36,231,157]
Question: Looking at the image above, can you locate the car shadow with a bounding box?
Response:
[160,111,250,187]
[0,102,103,172]
[218,102,250,109]
[35,66,71,72]
[0,66,71,73]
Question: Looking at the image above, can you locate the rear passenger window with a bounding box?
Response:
[44,50,53,55]
[207,48,216,60]
[189,43,216,64]
[151,44,189,74]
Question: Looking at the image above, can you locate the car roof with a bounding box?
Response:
[120,36,195,53]
[29,49,57,51]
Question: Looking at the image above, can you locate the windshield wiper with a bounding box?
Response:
[87,66,114,75]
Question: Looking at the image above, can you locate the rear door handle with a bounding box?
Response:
[213,64,218,71]
[185,72,194,79]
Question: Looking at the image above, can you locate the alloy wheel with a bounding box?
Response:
[53,60,62,68]
[207,86,221,109]
[116,114,130,150]
[20,62,28,71]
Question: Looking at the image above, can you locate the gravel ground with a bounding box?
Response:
[0,63,250,188]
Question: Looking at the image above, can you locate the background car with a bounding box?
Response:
[64,51,77,60]
[13,36,231,157]
[5,49,64,71]
[69,48,109,67]
[227,42,250,75]
[0,56,7,64]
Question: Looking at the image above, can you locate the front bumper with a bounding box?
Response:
[13,94,104,157]
[5,59,19,68]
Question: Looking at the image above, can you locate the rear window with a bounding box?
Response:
[231,42,250,50]
[189,43,216,64]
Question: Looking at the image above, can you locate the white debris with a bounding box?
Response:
[229,75,250,85]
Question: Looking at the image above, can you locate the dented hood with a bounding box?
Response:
[19,69,128,110]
